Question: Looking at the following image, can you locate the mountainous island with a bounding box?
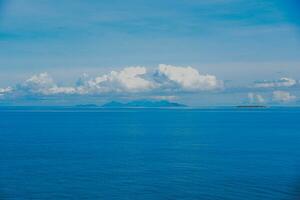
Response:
[75,104,98,108]
[102,100,187,108]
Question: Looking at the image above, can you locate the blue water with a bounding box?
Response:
[0,107,300,200]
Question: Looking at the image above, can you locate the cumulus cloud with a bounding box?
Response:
[21,72,54,93]
[254,77,296,88]
[248,93,265,104]
[18,73,77,95]
[65,65,223,95]
[76,67,155,94]
[0,87,12,96]
[272,91,296,103]
[155,64,223,91]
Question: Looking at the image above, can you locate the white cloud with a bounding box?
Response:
[19,73,55,94]
[156,64,223,91]
[1,65,223,99]
[0,87,13,96]
[19,73,77,95]
[77,65,222,94]
[155,64,223,91]
[47,86,77,95]
[248,92,265,104]
[254,77,296,88]
[77,67,155,94]
[272,91,296,103]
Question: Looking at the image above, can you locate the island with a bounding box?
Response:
[236,105,267,108]
[75,104,99,108]
[102,100,187,108]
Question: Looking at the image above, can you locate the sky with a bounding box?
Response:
[0,0,300,106]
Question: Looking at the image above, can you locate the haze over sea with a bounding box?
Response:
[0,107,299,200]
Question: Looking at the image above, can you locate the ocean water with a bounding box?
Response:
[0,107,300,200]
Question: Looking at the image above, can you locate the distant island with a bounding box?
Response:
[237,105,267,108]
[102,100,187,108]
[75,104,98,108]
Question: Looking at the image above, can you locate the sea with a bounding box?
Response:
[0,107,299,200]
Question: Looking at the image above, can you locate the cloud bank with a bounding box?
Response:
[1,65,223,99]
[1,65,299,105]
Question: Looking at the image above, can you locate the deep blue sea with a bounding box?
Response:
[0,107,300,200]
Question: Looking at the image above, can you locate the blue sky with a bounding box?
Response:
[0,0,300,106]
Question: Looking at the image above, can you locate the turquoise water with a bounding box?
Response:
[0,107,300,199]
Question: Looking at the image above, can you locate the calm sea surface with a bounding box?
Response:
[0,107,300,200]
